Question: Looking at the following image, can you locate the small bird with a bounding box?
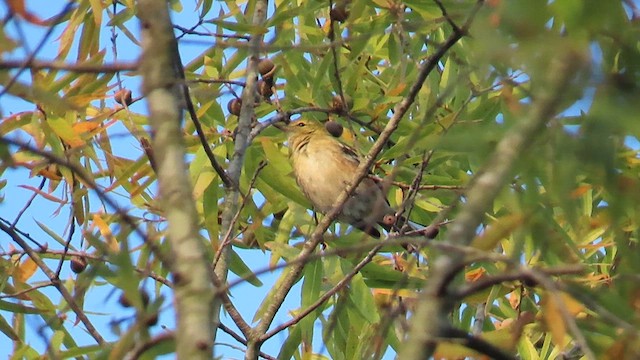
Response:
[286,119,397,237]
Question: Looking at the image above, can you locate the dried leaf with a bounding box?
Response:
[15,258,38,282]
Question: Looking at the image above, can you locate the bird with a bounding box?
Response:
[285,118,398,237]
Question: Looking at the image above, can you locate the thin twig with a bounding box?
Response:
[179,69,234,189]
[190,78,246,87]
[12,177,46,227]
[433,0,464,34]
[261,242,385,341]
[54,206,76,277]
[0,282,53,300]
[0,243,174,289]
[0,222,105,344]
[129,333,174,360]
[623,0,640,20]
[213,161,267,268]
[453,265,585,300]
[217,323,277,360]
[0,59,137,73]
[174,24,251,40]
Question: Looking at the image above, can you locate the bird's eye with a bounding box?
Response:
[296,122,306,127]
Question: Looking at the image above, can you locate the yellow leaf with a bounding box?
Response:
[88,0,103,25]
[541,294,566,347]
[414,197,444,213]
[93,213,118,252]
[15,258,38,282]
[471,213,525,251]
[72,121,100,133]
[540,292,583,348]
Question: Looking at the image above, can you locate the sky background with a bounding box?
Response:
[1,1,640,359]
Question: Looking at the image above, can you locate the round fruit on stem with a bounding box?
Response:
[325,120,344,137]
[70,255,87,274]
[227,98,242,116]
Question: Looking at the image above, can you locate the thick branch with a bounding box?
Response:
[138,1,215,358]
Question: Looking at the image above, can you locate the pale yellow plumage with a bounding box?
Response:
[286,119,395,237]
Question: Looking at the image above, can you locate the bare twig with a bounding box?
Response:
[0,243,174,289]
[453,265,585,300]
[0,1,78,97]
[0,282,53,300]
[623,0,640,20]
[12,177,46,227]
[190,78,246,87]
[174,24,251,40]
[0,59,137,73]
[433,0,464,34]
[128,333,174,360]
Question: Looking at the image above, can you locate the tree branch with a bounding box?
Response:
[138,1,216,358]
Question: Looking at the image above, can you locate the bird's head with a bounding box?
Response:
[285,119,325,137]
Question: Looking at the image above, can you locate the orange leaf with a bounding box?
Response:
[37,164,62,181]
[387,83,407,97]
[541,294,566,347]
[570,184,591,198]
[508,291,521,309]
[465,267,486,282]
[15,257,38,282]
[7,0,46,25]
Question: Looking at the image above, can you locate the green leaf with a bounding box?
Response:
[228,248,263,287]
[0,314,19,341]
